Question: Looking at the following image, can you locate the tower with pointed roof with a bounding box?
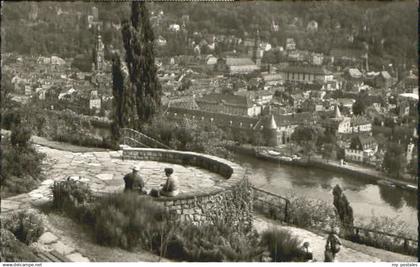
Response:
[263,114,279,146]
[93,29,105,72]
[334,105,342,118]
[252,29,263,66]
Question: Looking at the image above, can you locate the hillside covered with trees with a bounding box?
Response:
[2,1,417,66]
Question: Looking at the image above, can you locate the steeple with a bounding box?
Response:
[252,29,262,65]
[267,114,278,130]
[94,29,105,72]
[334,105,342,118]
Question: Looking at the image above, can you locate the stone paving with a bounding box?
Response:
[2,144,226,213]
[1,144,225,262]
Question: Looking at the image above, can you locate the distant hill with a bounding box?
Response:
[1,1,417,66]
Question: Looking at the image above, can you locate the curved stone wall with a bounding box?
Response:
[122,147,253,228]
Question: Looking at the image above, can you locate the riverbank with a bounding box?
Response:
[231,145,418,192]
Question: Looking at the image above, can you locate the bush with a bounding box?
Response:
[1,135,45,197]
[0,229,40,262]
[51,179,93,221]
[165,221,262,262]
[2,210,44,245]
[287,193,338,231]
[93,192,169,251]
[1,109,21,130]
[260,229,305,262]
[353,215,417,255]
[10,124,32,148]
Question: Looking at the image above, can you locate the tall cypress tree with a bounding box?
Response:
[111,55,124,141]
[120,1,162,128]
[138,1,162,121]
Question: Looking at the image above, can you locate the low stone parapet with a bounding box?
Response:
[122,147,253,229]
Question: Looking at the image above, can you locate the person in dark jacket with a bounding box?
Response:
[324,228,342,262]
[123,166,145,193]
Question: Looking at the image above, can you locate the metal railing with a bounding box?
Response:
[121,128,171,149]
[252,186,290,223]
[251,186,417,256]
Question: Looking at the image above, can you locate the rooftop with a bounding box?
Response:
[280,65,332,75]
[196,93,254,108]
[225,57,256,66]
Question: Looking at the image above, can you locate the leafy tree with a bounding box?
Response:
[142,115,233,159]
[1,73,14,112]
[291,125,323,160]
[10,124,31,148]
[322,143,335,162]
[352,98,366,116]
[383,142,405,179]
[336,147,345,161]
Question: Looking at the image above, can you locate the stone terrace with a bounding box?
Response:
[2,145,227,214]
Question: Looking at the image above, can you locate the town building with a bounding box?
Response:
[262,73,284,86]
[350,116,372,133]
[166,103,316,147]
[285,38,296,50]
[322,106,352,134]
[345,135,378,163]
[215,57,260,75]
[278,65,333,84]
[195,93,261,117]
[374,71,393,88]
[330,48,365,66]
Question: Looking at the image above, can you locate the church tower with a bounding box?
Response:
[252,29,263,66]
[93,30,105,72]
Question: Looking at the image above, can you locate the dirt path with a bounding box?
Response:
[253,215,416,262]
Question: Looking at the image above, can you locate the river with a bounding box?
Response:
[233,153,418,235]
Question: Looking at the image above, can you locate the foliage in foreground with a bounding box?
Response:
[286,193,339,231]
[267,190,417,256]
[164,221,262,262]
[93,192,170,251]
[353,215,417,255]
[260,229,306,262]
[1,210,44,245]
[51,181,268,261]
[0,229,40,262]
[51,178,94,222]
[1,133,45,197]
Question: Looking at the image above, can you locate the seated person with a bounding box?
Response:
[299,241,313,261]
[123,166,146,194]
[160,168,179,197]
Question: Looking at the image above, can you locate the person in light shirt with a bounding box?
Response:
[160,168,179,197]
